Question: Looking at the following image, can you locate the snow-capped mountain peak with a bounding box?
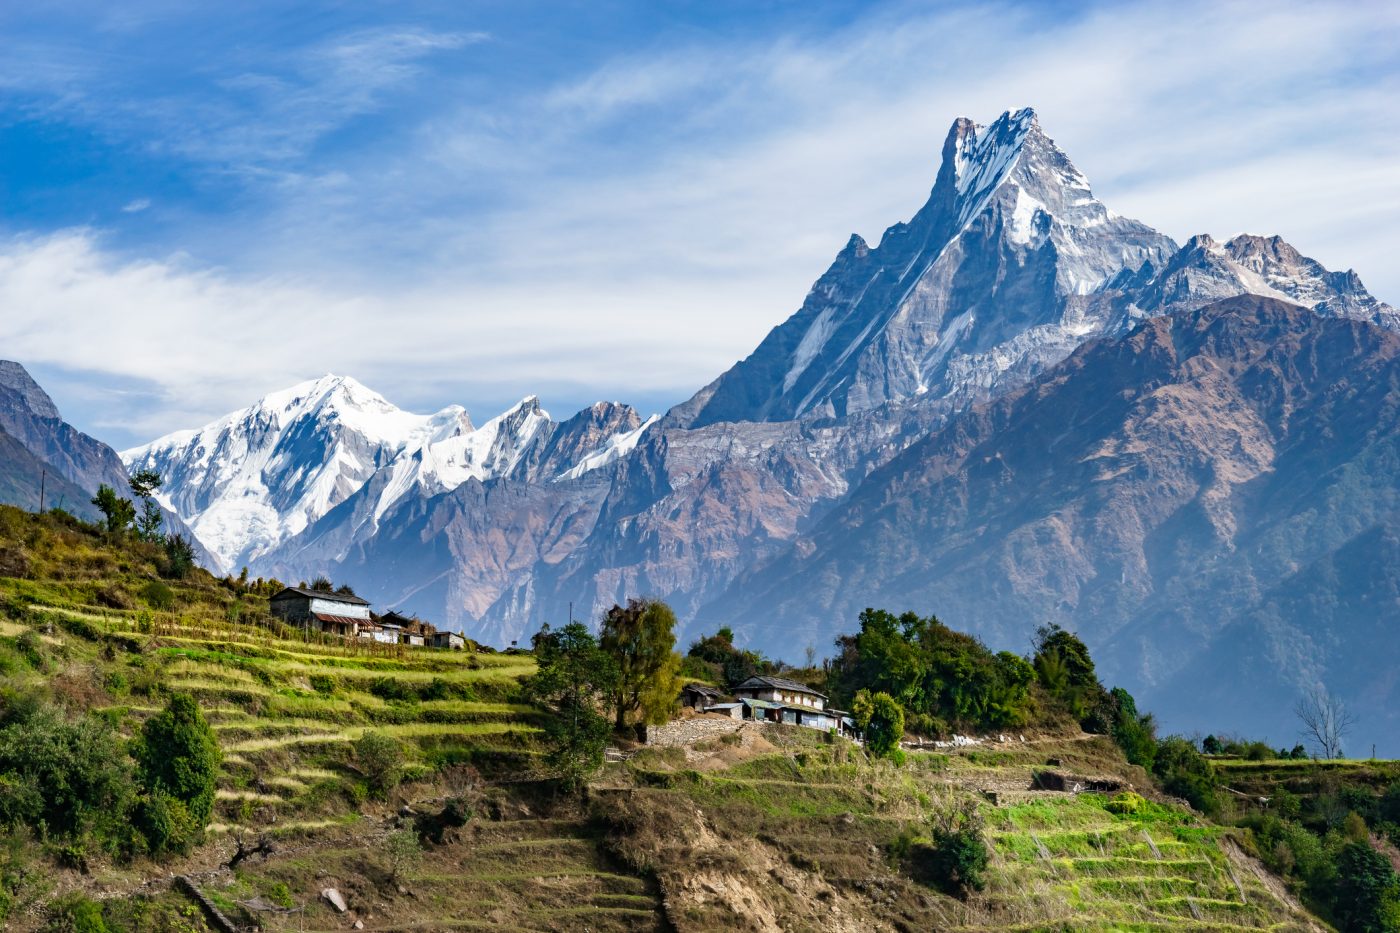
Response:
[121,374,474,568]
[370,395,553,521]
[669,107,1177,428]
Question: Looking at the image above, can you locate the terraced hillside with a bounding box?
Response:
[592,729,1322,932]
[0,506,1336,930]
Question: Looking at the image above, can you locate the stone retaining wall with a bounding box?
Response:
[645,717,746,747]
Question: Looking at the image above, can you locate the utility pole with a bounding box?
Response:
[38,469,45,513]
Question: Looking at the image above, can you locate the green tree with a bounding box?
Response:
[529,622,619,790]
[133,693,220,831]
[128,469,164,541]
[1033,624,1110,726]
[830,609,1037,735]
[385,828,422,884]
[1109,687,1158,770]
[1152,735,1219,817]
[599,599,682,729]
[0,702,132,841]
[860,691,905,758]
[1333,841,1400,933]
[161,534,196,579]
[90,485,136,535]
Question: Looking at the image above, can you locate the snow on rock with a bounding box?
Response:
[126,377,647,569]
[122,375,475,568]
[554,413,658,482]
[371,396,554,521]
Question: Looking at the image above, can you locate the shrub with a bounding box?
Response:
[43,893,108,933]
[1333,841,1400,933]
[268,882,293,909]
[309,674,339,695]
[160,535,196,580]
[133,693,220,842]
[139,581,175,611]
[1106,792,1148,816]
[1153,735,1219,816]
[922,826,989,895]
[369,677,418,703]
[14,631,45,671]
[385,828,421,883]
[132,790,197,857]
[0,702,133,841]
[855,690,905,759]
[355,731,405,797]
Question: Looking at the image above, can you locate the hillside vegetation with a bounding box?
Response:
[0,505,1379,931]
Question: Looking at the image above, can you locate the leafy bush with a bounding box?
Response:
[921,826,989,895]
[139,580,175,611]
[0,701,133,841]
[1106,792,1148,816]
[132,692,220,851]
[43,893,108,933]
[309,673,339,695]
[1153,735,1219,817]
[1333,841,1400,932]
[854,690,905,758]
[355,731,405,797]
[369,677,419,703]
[160,535,196,580]
[13,631,45,671]
[132,790,197,858]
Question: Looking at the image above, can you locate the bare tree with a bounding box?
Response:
[1295,688,1354,760]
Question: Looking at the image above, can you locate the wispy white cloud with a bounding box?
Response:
[2,0,1398,445]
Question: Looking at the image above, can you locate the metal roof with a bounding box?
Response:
[733,675,828,699]
[312,612,366,626]
[270,586,370,606]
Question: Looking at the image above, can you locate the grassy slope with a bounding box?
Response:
[0,506,1333,931]
[600,732,1322,932]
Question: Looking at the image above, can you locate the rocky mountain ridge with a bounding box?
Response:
[0,361,210,557]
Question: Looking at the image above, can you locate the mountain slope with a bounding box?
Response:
[124,375,651,574]
[666,108,1177,428]
[0,362,212,556]
[701,295,1400,752]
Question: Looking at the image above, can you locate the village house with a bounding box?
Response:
[679,675,858,738]
[268,587,371,638]
[379,610,428,646]
[680,683,724,710]
[431,631,467,650]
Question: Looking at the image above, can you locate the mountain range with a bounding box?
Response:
[107,107,1397,751]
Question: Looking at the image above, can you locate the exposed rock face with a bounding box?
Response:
[704,296,1400,747]
[667,108,1176,428]
[0,361,210,558]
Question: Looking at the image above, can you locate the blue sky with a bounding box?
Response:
[2,0,1398,447]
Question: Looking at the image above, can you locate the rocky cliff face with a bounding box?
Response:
[0,361,212,560]
[703,296,1400,746]
[666,109,1177,429]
